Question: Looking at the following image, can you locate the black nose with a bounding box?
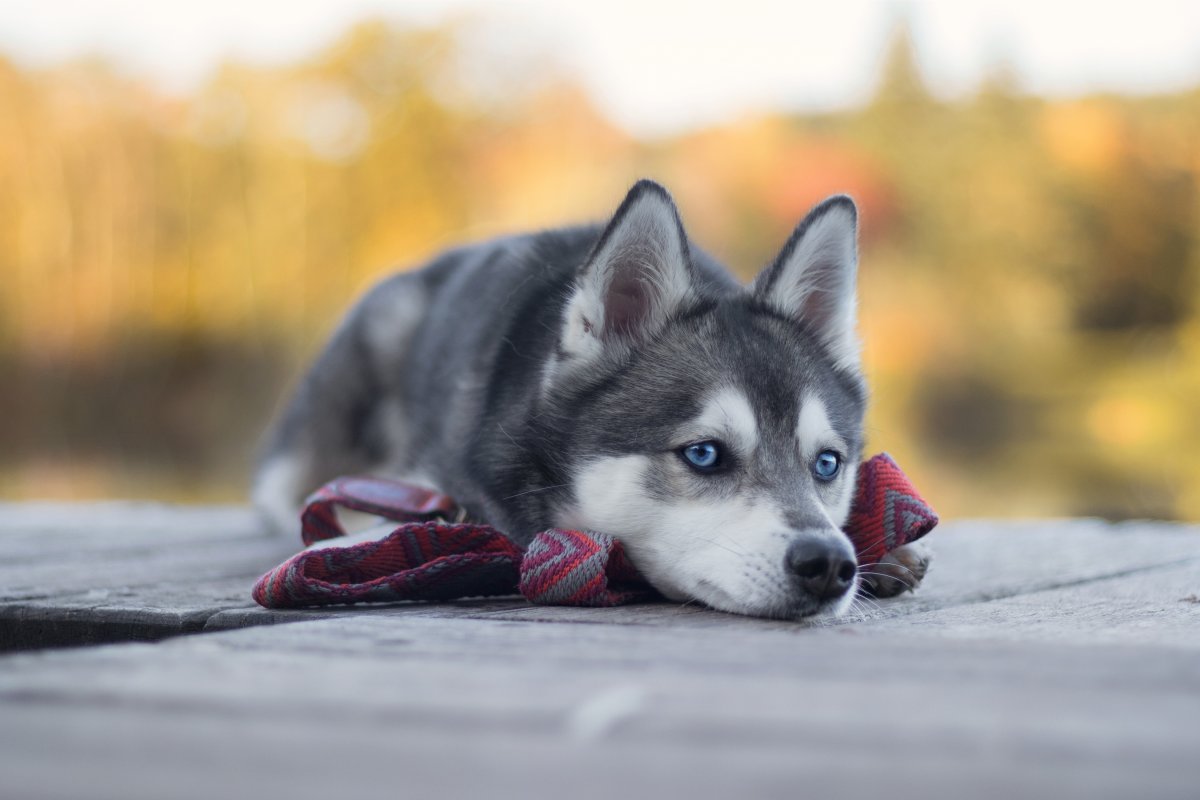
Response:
[785,538,857,602]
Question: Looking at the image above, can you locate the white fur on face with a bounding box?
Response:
[797,394,834,458]
[796,394,857,527]
[563,453,857,620]
[689,386,759,455]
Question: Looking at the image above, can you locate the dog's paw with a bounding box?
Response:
[859,541,932,599]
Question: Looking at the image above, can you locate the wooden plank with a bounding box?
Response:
[0,504,292,601]
[1,578,529,652]
[398,519,1200,628]
[856,558,1200,647]
[1,614,1197,800]
[0,504,289,648]
[184,518,1200,635]
[900,519,1200,603]
[3,504,1198,649]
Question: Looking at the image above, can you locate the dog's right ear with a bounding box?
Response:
[559,180,696,363]
[752,195,860,371]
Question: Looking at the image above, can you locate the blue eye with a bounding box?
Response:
[813,450,841,481]
[681,441,722,472]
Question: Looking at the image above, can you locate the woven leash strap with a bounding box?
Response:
[252,453,937,609]
[844,453,939,567]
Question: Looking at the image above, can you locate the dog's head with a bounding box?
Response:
[545,180,866,619]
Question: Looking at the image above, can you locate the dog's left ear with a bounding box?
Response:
[753,195,860,370]
[560,180,696,363]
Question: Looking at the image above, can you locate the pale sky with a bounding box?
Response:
[2,0,1199,136]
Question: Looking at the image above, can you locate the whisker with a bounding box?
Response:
[850,593,886,613]
[857,569,913,580]
[876,561,921,578]
[857,569,916,589]
[843,597,879,620]
[501,483,570,501]
[691,534,749,558]
[669,597,704,616]
[495,421,526,452]
[856,569,917,594]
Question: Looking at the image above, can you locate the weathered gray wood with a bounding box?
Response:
[0,503,290,600]
[2,503,1199,647]
[0,504,291,648]
[1,614,1198,800]
[2,505,1199,799]
[238,518,1200,632]
[856,558,1200,647]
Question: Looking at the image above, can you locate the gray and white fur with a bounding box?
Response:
[254,180,929,619]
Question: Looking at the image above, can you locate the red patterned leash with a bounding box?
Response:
[252,453,937,609]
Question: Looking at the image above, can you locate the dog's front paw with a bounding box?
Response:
[859,541,932,598]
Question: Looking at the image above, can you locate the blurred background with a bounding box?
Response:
[0,0,1197,520]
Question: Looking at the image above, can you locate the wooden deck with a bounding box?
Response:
[1,503,1198,799]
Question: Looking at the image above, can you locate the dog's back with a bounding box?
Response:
[255,229,582,535]
[255,222,738,538]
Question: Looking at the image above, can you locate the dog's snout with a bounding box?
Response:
[785,538,857,602]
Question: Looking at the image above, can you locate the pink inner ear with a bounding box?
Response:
[603,270,653,339]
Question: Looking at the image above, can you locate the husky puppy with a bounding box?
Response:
[254,180,928,619]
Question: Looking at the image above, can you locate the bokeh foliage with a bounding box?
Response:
[1,20,1197,519]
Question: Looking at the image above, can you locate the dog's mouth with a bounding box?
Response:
[581,509,862,622]
[617,541,859,621]
[681,576,857,621]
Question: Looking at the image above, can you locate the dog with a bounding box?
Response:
[253,179,930,619]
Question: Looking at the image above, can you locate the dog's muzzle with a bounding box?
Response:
[785,537,857,603]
